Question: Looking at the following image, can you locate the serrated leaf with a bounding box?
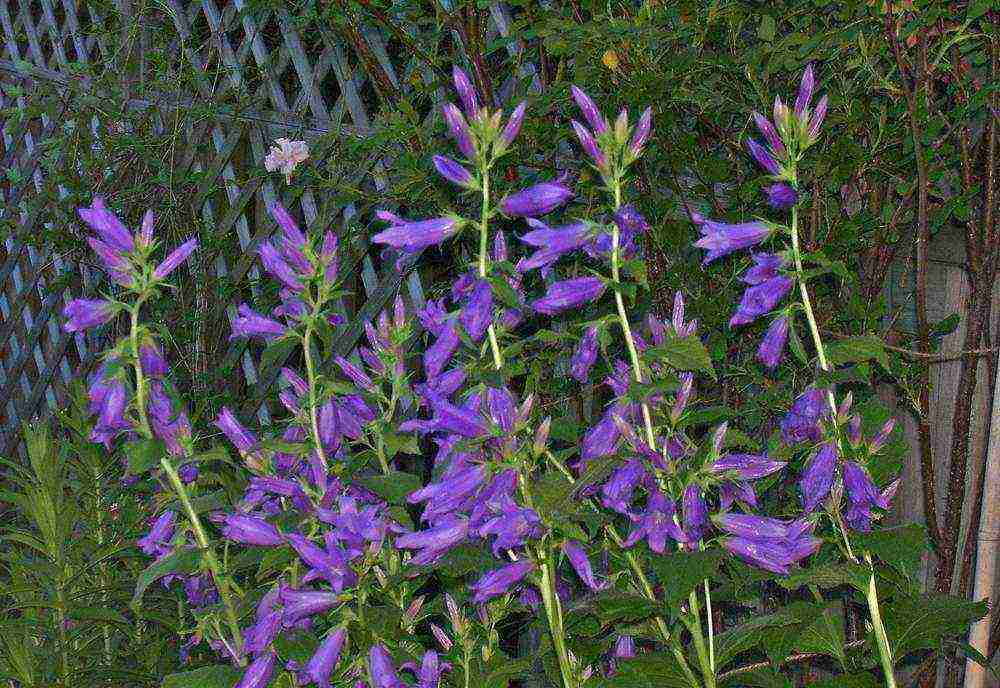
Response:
[590,651,695,688]
[882,595,987,661]
[161,665,242,688]
[133,548,201,608]
[647,549,723,610]
[643,335,714,377]
[778,561,870,592]
[478,655,536,688]
[260,337,298,376]
[356,471,422,505]
[826,335,888,369]
[124,438,165,474]
[714,609,804,667]
[855,524,929,577]
[433,544,496,577]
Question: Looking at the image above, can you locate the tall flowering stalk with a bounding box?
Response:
[63,199,246,662]
[691,66,898,688]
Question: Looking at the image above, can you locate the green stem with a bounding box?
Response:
[302,326,329,472]
[161,457,245,664]
[704,579,715,674]
[789,206,896,688]
[129,303,151,437]
[539,555,575,688]
[686,589,716,688]
[609,181,656,449]
[478,169,504,370]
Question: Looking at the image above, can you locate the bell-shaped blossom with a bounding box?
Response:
[531,277,606,315]
[683,484,709,543]
[232,303,287,340]
[747,139,780,175]
[433,155,475,188]
[623,490,687,553]
[757,315,790,369]
[153,237,198,279]
[765,183,797,210]
[137,510,176,557]
[78,197,134,254]
[442,103,476,161]
[452,66,480,119]
[478,496,545,554]
[600,458,647,516]
[563,540,606,591]
[581,406,622,463]
[305,628,347,688]
[280,588,339,626]
[369,645,405,688]
[395,518,469,565]
[500,181,573,218]
[259,241,303,292]
[843,461,894,532]
[730,276,793,327]
[800,442,837,512]
[372,216,460,253]
[63,299,115,332]
[714,513,790,540]
[693,218,772,265]
[570,85,608,135]
[235,650,277,688]
[459,280,493,342]
[571,120,607,168]
[469,560,535,604]
[215,407,260,454]
[780,388,829,444]
[614,635,636,659]
[220,514,283,547]
[794,64,815,120]
[710,453,785,481]
[570,326,599,383]
[402,650,450,688]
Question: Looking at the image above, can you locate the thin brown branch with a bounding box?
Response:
[886,7,942,552]
[717,640,867,682]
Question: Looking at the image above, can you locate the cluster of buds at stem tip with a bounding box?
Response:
[441,66,527,175]
[569,85,652,182]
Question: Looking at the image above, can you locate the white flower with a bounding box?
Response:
[264,138,310,184]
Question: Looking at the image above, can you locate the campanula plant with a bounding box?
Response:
[58,63,985,688]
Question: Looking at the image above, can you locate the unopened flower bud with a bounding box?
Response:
[403,595,425,624]
[393,294,406,330]
[533,417,551,457]
[430,623,453,651]
[712,422,728,455]
[838,392,853,421]
[614,108,629,143]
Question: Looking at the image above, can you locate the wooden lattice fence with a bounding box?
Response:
[0,0,538,456]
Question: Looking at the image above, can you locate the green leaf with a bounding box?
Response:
[124,438,165,474]
[778,561,870,592]
[647,549,723,610]
[788,318,809,365]
[758,15,776,41]
[161,665,242,688]
[643,335,715,377]
[478,656,536,688]
[826,335,888,369]
[590,651,695,688]
[434,544,497,577]
[721,667,791,688]
[855,524,929,578]
[356,471,422,505]
[714,609,804,667]
[260,336,298,375]
[132,548,201,609]
[589,592,658,625]
[882,595,987,661]
[532,471,583,521]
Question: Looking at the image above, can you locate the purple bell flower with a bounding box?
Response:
[747,139,781,175]
[765,183,798,210]
[433,155,475,188]
[369,644,405,688]
[794,64,815,120]
[452,66,480,119]
[710,453,786,480]
[693,219,772,265]
[220,514,283,547]
[280,588,339,627]
[469,560,535,604]
[730,276,793,326]
[614,635,636,659]
[139,343,169,377]
[78,197,134,253]
[682,484,709,543]
[601,458,646,517]
[442,103,475,160]
[63,298,115,332]
[478,497,544,554]
[623,490,686,553]
[395,518,469,565]
[137,510,176,557]
[581,407,622,463]
[335,355,376,393]
[215,407,259,454]
[781,388,829,444]
[459,280,493,342]
[305,628,347,688]
[499,101,527,148]
[517,220,590,272]
[571,120,607,168]
[722,537,793,575]
[235,650,277,688]
[372,217,460,253]
[259,241,303,292]
[231,303,287,340]
[753,112,786,157]
[500,181,573,218]
[563,540,606,591]
[403,650,450,688]
[757,315,790,369]
[714,513,790,540]
[570,326,599,383]
[570,85,608,135]
[800,442,837,512]
[153,237,198,279]
[531,276,605,315]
